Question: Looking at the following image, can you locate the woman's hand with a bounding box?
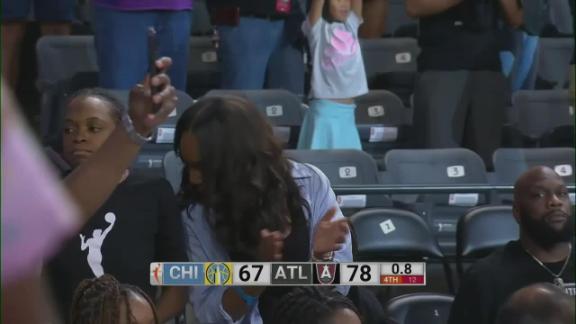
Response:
[313,208,350,260]
[129,57,178,137]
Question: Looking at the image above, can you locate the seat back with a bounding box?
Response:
[284,149,388,212]
[205,89,304,147]
[187,37,220,97]
[510,90,573,140]
[493,148,575,184]
[284,149,379,185]
[386,293,454,324]
[349,208,443,260]
[384,149,490,255]
[456,205,518,276]
[360,38,420,81]
[535,38,574,89]
[355,90,410,159]
[36,36,99,92]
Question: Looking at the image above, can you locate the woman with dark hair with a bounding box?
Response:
[273,287,361,324]
[70,274,159,324]
[174,95,353,323]
[46,86,188,323]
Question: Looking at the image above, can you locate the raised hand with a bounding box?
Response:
[312,208,350,259]
[129,57,178,137]
[257,229,285,261]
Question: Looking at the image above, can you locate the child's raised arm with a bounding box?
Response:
[309,0,326,26]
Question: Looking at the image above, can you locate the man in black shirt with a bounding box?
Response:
[449,166,575,324]
[406,0,523,168]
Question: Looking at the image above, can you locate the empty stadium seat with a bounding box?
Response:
[493,148,575,184]
[384,149,491,255]
[205,89,304,148]
[350,208,453,292]
[534,38,574,89]
[284,149,390,212]
[187,37,220,97]
[493,147,575,203]
[386,293,454,324]
[508,90,573,143]
[360,38,420,81]
[36,36,98,92]
[284,149,379,184]
[360,21,420,105]
[36,35,220,98]
[456,206,518,277]
[355,90,411,161]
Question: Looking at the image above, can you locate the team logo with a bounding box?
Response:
[150,263,163,285]
[315,263,337,284]
[205,263,232,285]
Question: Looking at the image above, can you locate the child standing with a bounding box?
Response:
[298,0,368,150]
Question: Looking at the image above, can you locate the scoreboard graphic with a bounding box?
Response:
[150,262,426,286]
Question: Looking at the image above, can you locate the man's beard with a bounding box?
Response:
[520,210,575,249]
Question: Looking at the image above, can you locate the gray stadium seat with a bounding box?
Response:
[493,147,575,184]
[549,0,574,36]
[355,90,410,160]
[384,148,490,255]
[387,293,454,324]
[163,151,185,193]
[205,89,304,148]
[36,36,98,92]
[187,36,220,97]
[493,147,575,204]
[284,149,379,185]
[350,208,453,292]
[36,35,220,97]
[509,90,573,142]
[456,206,518,277]
[534,38,574,89]
[284,149,390,212]
[360,38,420,81]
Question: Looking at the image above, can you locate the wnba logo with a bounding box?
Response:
[205,263,232,285]
[150,263,163,285]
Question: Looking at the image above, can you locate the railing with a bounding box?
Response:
[332,184,576,195]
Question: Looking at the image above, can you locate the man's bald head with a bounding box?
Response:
[514,166,563,202]
[512,166,573,248]
[496,283,575,324]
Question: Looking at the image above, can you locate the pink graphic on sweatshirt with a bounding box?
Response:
[322,27,359,70]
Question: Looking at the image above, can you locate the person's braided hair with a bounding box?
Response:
[273,287,361,324]
[69,274,159,324]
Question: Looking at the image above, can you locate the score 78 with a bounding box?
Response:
[340,263,380,285]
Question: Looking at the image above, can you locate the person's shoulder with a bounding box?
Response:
[289,160,328,184]
[468,241,522,277]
